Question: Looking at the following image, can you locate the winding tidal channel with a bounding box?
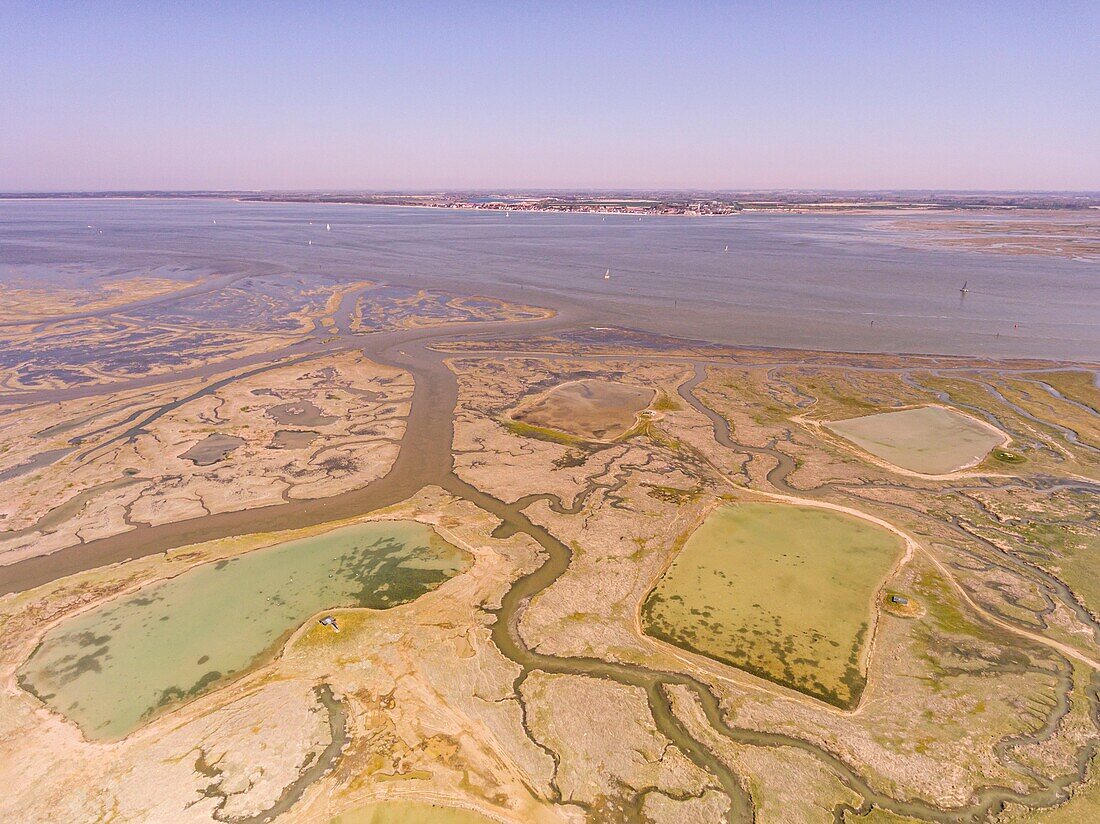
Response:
[2,300,1098,824]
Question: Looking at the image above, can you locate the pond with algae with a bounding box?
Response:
[18,521,469,740]
[642,503,902,708]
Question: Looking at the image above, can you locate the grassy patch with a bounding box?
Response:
[552,449,591,468]
[992,448,1026,464]
[502,418,584,446]
[652,391,682,412]
[627,419,686,451]
[645,484,703,505]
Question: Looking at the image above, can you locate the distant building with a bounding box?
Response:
[319,615,340,632]
[890,595,909,606]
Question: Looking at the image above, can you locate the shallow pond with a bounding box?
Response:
[270,428,321,449]
[18,520,469,739]
[179,433,245,465]
[826,405,1005,474]
[266,400,338,426]
[642,503,901,708]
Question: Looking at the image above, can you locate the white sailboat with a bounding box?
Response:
[604,268,611,280]
[960,281,969,294]
[724,244,728,252]
[326,223,331,231]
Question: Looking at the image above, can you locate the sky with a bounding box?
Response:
[2,1,1098,191]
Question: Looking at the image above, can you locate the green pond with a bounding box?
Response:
[18,520,469,740]
[642,503,901,708]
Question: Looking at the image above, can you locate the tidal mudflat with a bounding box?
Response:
[642,502,902,708]
[826,405,1006,474]
[509,378,654,440]
[331,801,499,824]
[18,521,468,740]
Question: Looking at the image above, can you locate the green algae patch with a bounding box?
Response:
[502,418,584,445]
[331,801,500,824]
[652,390,682,412]
[826,405,1006,474]
[642,503,902,708]
[18,521,469,740]
[645,484,702,505]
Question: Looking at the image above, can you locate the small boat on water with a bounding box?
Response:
[724,244,729,252]
[604,268,611,280]
[326,223,331,231]
[960,281,969,294]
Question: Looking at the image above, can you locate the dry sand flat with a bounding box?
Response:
[509,378,655,440]
[825,405,1007,474]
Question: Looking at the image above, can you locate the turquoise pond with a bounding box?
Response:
[18,520,468,739]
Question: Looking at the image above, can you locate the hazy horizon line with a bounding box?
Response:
[4,187,1100,196]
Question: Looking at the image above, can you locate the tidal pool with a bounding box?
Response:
[510,378,654,440]
[826,405,1006,474]
[270,428,320,449]
[18,521,469,740]
[179,433,245,465]
[642,503,902,708]
[266,400,338,426]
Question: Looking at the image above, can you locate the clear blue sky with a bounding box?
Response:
[2,1,1098,191]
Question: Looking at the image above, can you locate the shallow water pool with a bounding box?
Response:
[18,520,468,739]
